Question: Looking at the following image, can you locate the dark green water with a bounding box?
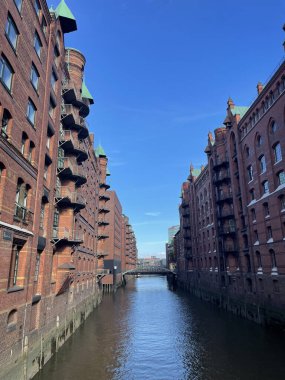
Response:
[34,276,285,380]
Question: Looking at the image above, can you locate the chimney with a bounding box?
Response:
[257,82,263,95]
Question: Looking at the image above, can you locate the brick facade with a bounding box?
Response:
[0,1,137,378]
[174,54,285,325]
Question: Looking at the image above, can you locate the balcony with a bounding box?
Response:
[99,207,110,214]
[14,204,32,224]
[217,209,235,219]
[55,187,86,210]
[62,80,77,104]
[57,157,87,186]
[96,268,110,279]
[97,234,109,240]
[78,118,89,140]
[219,226,236,235]
[99,194,110,202]
[223,245,238,255]
[59,130,88,162]
[216,192,233,204]
[98,220,109,226]
[52,227,83,245]
[213,171,231,184]
[213,156,229,171]
[184,250,192,259]
[96,252,108,259]
[61,104,78,128]
[100,183,110,190]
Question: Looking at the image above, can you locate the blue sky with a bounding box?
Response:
[50,0,285,257]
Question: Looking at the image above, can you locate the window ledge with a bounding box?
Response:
[265,215,270,219]
[267,238,274,243]
[26,116,36,130]
[274,159,282,166]
[7,286,24,293]
[254,241,260,246]
[6,323,17,333]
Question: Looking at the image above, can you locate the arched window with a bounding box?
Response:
[15,179,30,221]
[269,249,277,270]
[279,194,285,210]
[277,171,285,186]
[259,155,266,173]
[21,132,28,155]
[0,162,5,183]
[7,309,17,327]
[28,141,35,163]
[270,121,277,134]
[273,142,282,163]
[256,251,262,269]
[247,165,253,181]
[256,134,263,147]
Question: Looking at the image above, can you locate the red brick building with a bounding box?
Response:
[0,1,137,378]
[176,47,285,325]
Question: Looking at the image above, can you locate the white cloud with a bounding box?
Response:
[145,211,161,217]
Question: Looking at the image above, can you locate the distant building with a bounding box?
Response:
[166,225,179,269]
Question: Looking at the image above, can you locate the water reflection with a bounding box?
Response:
[35,276,285,380]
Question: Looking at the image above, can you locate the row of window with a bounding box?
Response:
[248,170,285,201]
[240,79,285,138]
[247,142,282,182]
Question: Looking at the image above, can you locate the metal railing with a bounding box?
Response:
[14,203,32,222]
[52,227,83,241]
[57,157,85,178]
[96,268,110,275]
[56,186,86,205]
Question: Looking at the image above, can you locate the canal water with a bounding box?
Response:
[34,276,285,380]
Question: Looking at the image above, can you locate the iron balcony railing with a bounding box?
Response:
[57,157,86,178]
[213,171,231,183]
[52,227,83,242]
[213,156,229,169]
[14,203,32,223]
[96,268,110,275]
[55,186,86,206]
[216,191,233,202]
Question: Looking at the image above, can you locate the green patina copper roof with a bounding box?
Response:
[191,169,201,177]
[82,81,94,105]
[55,0,77,33]
[95,144,106,158]
[106,168,111,176]
[49,5,55,12]
[230,106,249,118]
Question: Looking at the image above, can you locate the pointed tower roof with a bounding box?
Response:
[55,0,77,33]
[95,144,107,158]
[82,81,94,104]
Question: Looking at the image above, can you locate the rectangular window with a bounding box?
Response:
[14,0,22,12]
[247,165,253,181]
[41,17,47,35]
[0,56,13,91]
[51,70,57,91]
[34,253,41,282]
[278,171,285,185]
[267,226,272,240]
[274,143,282,163]
[263,181,269,194]
[49,98,56,119]
[5,15,19,50]
[34,0,41,16]
[9,244,21,287]
[34,32,42,58]
[40,203,45,229]
[30,63,39,91]
[27,99,36,125]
